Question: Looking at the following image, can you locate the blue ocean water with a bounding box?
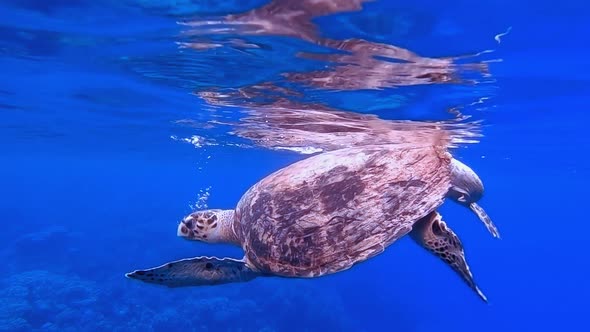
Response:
[1,0,588,331]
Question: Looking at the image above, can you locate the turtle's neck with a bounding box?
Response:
[214,209,241,246]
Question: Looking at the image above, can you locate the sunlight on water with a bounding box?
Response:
[170,134,208,148]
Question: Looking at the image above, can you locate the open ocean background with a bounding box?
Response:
[1,0,588,331]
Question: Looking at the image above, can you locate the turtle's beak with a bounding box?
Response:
[177,218,192,239]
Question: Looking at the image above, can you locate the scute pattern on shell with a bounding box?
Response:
[234,144,453,277]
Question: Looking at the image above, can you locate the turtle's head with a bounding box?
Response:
[448,158,501,239]
[177,209,240,246]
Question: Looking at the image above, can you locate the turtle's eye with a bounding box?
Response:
[183,218,194,228]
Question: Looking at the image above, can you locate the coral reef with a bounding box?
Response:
[0,270,98,332]
[0,268,355,331]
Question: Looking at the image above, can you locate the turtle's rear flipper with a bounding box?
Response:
[410,211,488,303]
[468,202,500,239]
[125,256,259,287]
[448,158,500,239]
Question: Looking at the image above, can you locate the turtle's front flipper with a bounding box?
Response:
[125,256,259,287]
[410,211,488,303]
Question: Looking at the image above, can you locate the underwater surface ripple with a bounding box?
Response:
[1,0,589,331]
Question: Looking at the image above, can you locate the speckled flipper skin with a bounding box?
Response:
[410,211,488,303]
[125,256,259,287]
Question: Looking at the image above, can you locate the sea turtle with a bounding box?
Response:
[126,143,498,302]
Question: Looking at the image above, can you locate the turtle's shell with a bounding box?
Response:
[233,144,453,277]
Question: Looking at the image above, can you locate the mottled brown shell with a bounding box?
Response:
[233,144,453,277]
